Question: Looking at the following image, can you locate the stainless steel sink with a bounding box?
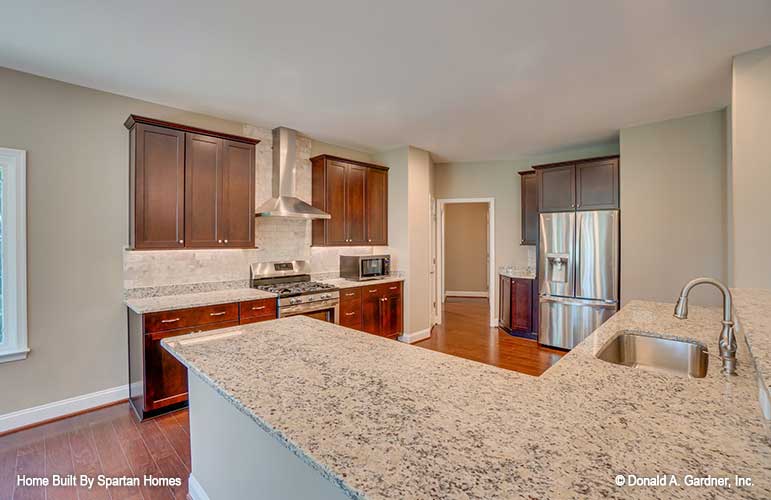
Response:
[597,331,709,378]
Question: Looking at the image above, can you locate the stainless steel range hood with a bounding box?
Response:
[255,127,331,219]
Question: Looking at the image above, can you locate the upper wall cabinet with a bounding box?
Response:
[311,155,389,246]
[534,156,619,213]
[518,170,538,245]
[126,115,258,250]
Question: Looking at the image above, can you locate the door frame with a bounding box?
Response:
[435,197,496,326]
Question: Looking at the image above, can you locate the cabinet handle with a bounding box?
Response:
[210,311,227,317]
[368,289,378,293]
[251,306,266,310]
[178,240,184,244]
[368,239,372,242]
[389,286,398,290]
[161,318,180,324]
[344,292,355,297]
[345,312,355,316]
[224,239,229,244]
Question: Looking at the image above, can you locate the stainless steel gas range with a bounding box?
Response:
[250,261,340,323]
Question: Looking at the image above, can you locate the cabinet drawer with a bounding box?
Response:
[383,282,402,297]
[340,288,362,302]
[340,310,362,329]
[240,298,277,321]
[144,303,239,333]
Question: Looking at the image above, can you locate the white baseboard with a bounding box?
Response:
[445,290,488,298]
[188,474,210,500]
[0,384,129,434]
[490,317,499,327]
[399,328,431,344]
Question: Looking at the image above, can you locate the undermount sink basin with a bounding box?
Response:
[597,331,709,378]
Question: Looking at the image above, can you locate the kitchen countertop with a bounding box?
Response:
[499,268,536,279]
[125,288,276,314]
[163,297,771,499]
[732,288,771,407]
[321,276,405,289]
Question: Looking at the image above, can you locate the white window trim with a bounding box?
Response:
[0,148,28,363]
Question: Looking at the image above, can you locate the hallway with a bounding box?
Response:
[415,297,565,376]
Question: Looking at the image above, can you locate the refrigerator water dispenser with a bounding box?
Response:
[545,253,570,283]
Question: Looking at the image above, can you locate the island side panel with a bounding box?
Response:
[187,373,352,500]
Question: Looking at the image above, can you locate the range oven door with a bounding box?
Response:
[279,299,340,324]
[359,257,389,280]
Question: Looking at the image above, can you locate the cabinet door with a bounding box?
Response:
[346,165,367,244]
[537,165,575,212]
[222,140,255,247]
[133,124,186,249]
[361,285,382,335]
[576,158,619,210]
[520,172,538,245]
[511,278,533,332]
[366,168,388,245]
[499,275,511,329]
[185,134,223,247]
[381,294,402,339]
[325,161,348,245]
[144,331,189,411]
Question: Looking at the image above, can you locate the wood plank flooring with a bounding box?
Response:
[0,403,189,500]
[416,297,565,375]
[0,297,563,498]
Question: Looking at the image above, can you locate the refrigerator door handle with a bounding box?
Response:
[539,295,618,309]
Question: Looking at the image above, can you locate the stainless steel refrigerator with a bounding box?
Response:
[538,210,619,349]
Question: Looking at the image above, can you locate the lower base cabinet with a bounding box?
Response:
[498,275,536,339]
[128,298,276,419]
[342,282,403,339]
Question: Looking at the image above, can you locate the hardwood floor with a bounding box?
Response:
[0,403,190,499]
[416,297,565,375]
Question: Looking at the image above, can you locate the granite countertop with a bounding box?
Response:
[163,298,771,499]
[732,288,771,409]
[321,276,405,289]
[125,288,276,314]
[499,267,536,279]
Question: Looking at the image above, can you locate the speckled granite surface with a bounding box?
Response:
[499,269,536,280]
[125,288,276,314]
[321,276,405,289]
[163,300,771,499]
[124,279,252,300]
[733,289,771,402]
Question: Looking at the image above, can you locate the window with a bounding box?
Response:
[0,148,28,363]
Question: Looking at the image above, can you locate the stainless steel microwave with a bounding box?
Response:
[340,255,391,281]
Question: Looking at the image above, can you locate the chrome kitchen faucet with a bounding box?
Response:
[673,277,737,375]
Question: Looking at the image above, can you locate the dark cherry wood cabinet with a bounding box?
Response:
[126,115,258,250]
[536,164,576,212]
[498,275,535,339]
[129,123,186,249]
[575,157,619,210]
[533,155,619,213]
[519,170,538,245]
[341,282,402,339]
[365,168,388,245]
[128,297,276,419]
[311,155,389,246]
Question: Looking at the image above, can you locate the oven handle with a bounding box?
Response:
[279,299,340,324]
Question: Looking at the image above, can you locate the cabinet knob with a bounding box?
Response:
[218,239,223,243]
[224,239,229,244]
[179,240,184,244]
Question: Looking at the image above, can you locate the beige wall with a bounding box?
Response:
[434,142,619,319]
[0,67,367,414]
[310,140,373,163]
[620,110,726,306]
[730,45,771,288]
[373,146,434,336]
[444,203,488,292]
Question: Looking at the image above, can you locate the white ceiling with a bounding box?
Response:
[2,1,771,162]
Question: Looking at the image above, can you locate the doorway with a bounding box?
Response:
[435,198,495,326]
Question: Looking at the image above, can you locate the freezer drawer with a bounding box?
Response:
[538,296,617,349]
